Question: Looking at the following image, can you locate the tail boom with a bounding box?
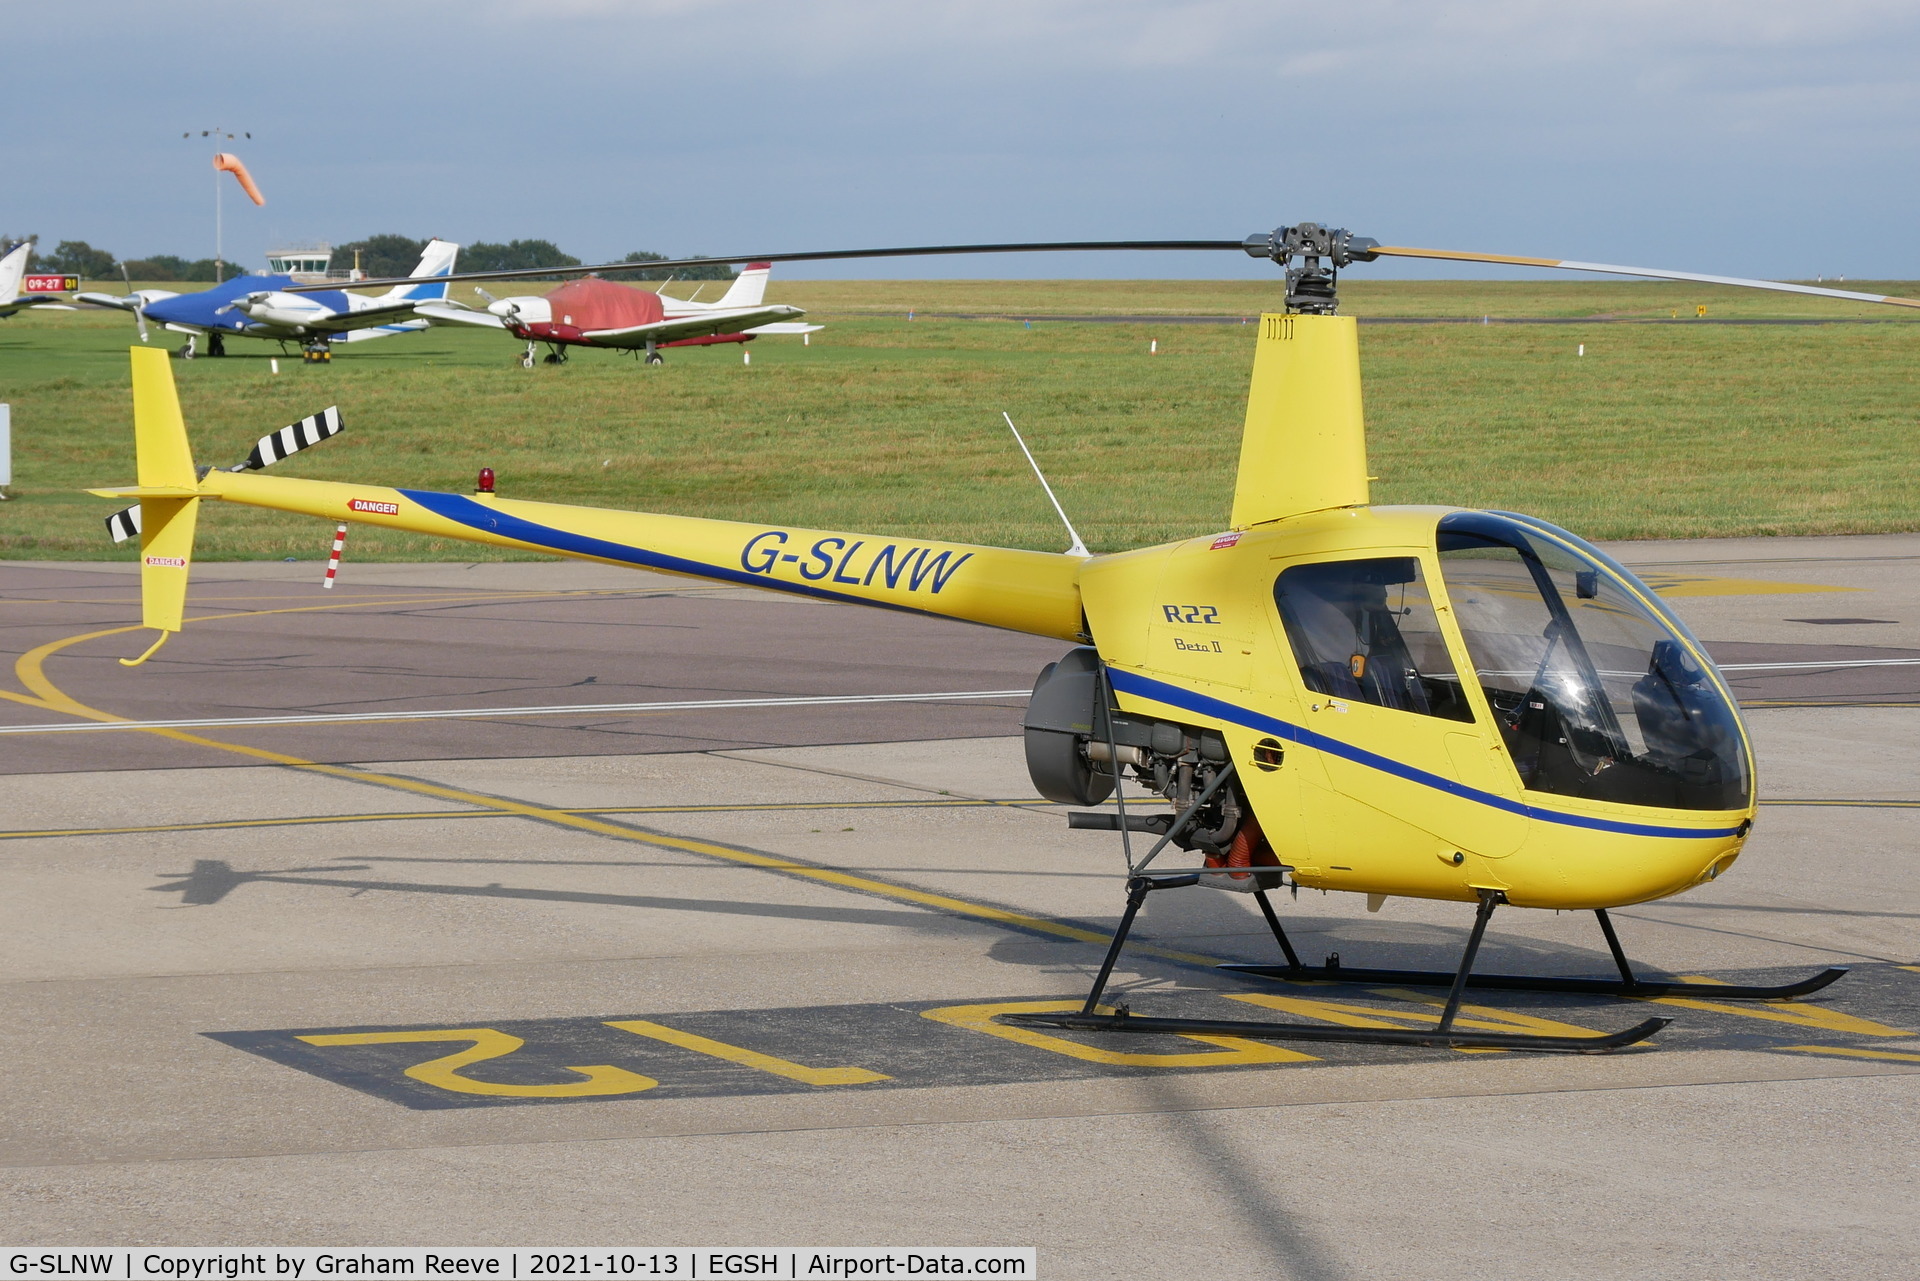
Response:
[200,470,1087,640]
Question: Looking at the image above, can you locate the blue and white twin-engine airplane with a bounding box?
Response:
[78,239,460,360]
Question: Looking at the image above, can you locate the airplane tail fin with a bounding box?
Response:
[715,261,771,308]
[0,240,31,302]
[383,239,460,301]
[87,347,205,664]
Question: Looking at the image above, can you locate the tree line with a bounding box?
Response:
[3,234,735,282]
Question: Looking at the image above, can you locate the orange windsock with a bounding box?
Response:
[212,153,266,206]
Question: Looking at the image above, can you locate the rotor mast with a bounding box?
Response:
[1242,223,1381,315]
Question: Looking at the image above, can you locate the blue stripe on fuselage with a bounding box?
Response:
[1106,667,1743,840]
[398,489,945,618]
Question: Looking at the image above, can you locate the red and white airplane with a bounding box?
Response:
[419,262,819,366]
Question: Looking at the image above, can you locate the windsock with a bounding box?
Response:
[213,153,266,206]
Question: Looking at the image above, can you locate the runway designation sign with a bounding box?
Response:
[23,275,77,292]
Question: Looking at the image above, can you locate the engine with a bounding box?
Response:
[1023,647,1273,863]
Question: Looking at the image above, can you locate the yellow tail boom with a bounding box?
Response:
[89,349,1089,653]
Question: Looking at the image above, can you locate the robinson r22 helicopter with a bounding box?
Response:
[94,224,1920,1053]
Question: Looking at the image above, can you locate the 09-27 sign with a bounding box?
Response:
[24,275,78,293]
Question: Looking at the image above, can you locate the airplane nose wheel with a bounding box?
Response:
[178,336,197,360]
[520,342,536,370]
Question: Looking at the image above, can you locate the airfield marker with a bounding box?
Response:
[323,523,347,588]
[743,349,751,365]
[1578,344,1585,357]
[1150,339,1158,354]
[270,358,279,374]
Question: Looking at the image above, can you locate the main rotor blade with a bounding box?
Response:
[1369,245,1920,309]
[288,239,1247,293]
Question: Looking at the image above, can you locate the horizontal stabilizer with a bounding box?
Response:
[105,504,142,544]
[246,406,342,470]
[87,485,200,499]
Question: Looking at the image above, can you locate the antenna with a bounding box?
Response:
[1002,412,1089,558]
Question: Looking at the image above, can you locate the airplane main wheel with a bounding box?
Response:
[208,332,227,358]
[645,352,664,366]
[542,352,563,365]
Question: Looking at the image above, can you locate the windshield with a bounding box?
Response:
[1436,512,1750,811]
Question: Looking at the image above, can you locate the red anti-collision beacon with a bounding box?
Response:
[477,467,495,494]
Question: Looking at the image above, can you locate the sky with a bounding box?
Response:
[7,0,1920,280]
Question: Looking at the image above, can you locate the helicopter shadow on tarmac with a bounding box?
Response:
[165,833,1920,1115]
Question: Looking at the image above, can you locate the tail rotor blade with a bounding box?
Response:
[240,405,343,471]
[105,504,143,545]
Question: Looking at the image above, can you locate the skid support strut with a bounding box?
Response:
[1007,885,1670,1053]
[1222,905,1847,1000]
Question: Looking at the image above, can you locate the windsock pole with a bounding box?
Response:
[323,523,348,588]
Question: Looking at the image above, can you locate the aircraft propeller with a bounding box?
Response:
[119,262,148,343]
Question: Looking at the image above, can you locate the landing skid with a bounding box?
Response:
[1221,902,1848,1001]
[1011,865,1669,1053]
[1009,1008,1670,1054]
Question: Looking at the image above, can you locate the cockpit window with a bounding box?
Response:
[1436,512,1750,811]
[1274,556,1474,722]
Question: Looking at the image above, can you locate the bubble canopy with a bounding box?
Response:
[1434,512,1751,812]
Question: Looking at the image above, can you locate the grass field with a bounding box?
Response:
[3,278,1918,562]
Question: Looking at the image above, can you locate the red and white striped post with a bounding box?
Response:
[322,523,348,588]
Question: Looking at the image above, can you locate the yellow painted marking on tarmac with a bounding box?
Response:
[1225,990,1619,1050]
[3,587,732,606]
[12,620,1219,969]
[1778,1044,1920,1064]
[0,797,1064,842]
[1635,573,1855,597]
[605,1019,889,1085]
[1646,992,1910,1037]
[1898,966,1920,973]
[297,1028,659,1098]
[921,1000,1318,1067]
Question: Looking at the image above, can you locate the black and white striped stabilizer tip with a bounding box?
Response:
[104,504,142,544]
[243,406,343,470]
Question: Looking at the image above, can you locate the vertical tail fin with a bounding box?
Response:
[1229,314,1369,528]
[715,262,771,308]
[0,241,31,303]
[101,348,203,663]
[385,239,460,301]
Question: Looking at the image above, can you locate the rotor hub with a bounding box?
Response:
[1243,223,1380,315]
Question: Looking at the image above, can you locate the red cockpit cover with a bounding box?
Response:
[542,277,666,331]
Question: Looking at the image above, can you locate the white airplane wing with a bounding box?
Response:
[584,305,807,346]
[305,299,440,333]
[415,303,506,329]
[0,296,65,318]
[74,291,145,312]
[746,321,824,334]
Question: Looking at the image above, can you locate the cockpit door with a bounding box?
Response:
[1269,551,1527,889]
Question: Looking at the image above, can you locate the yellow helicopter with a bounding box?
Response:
[95,224,1920,1053]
